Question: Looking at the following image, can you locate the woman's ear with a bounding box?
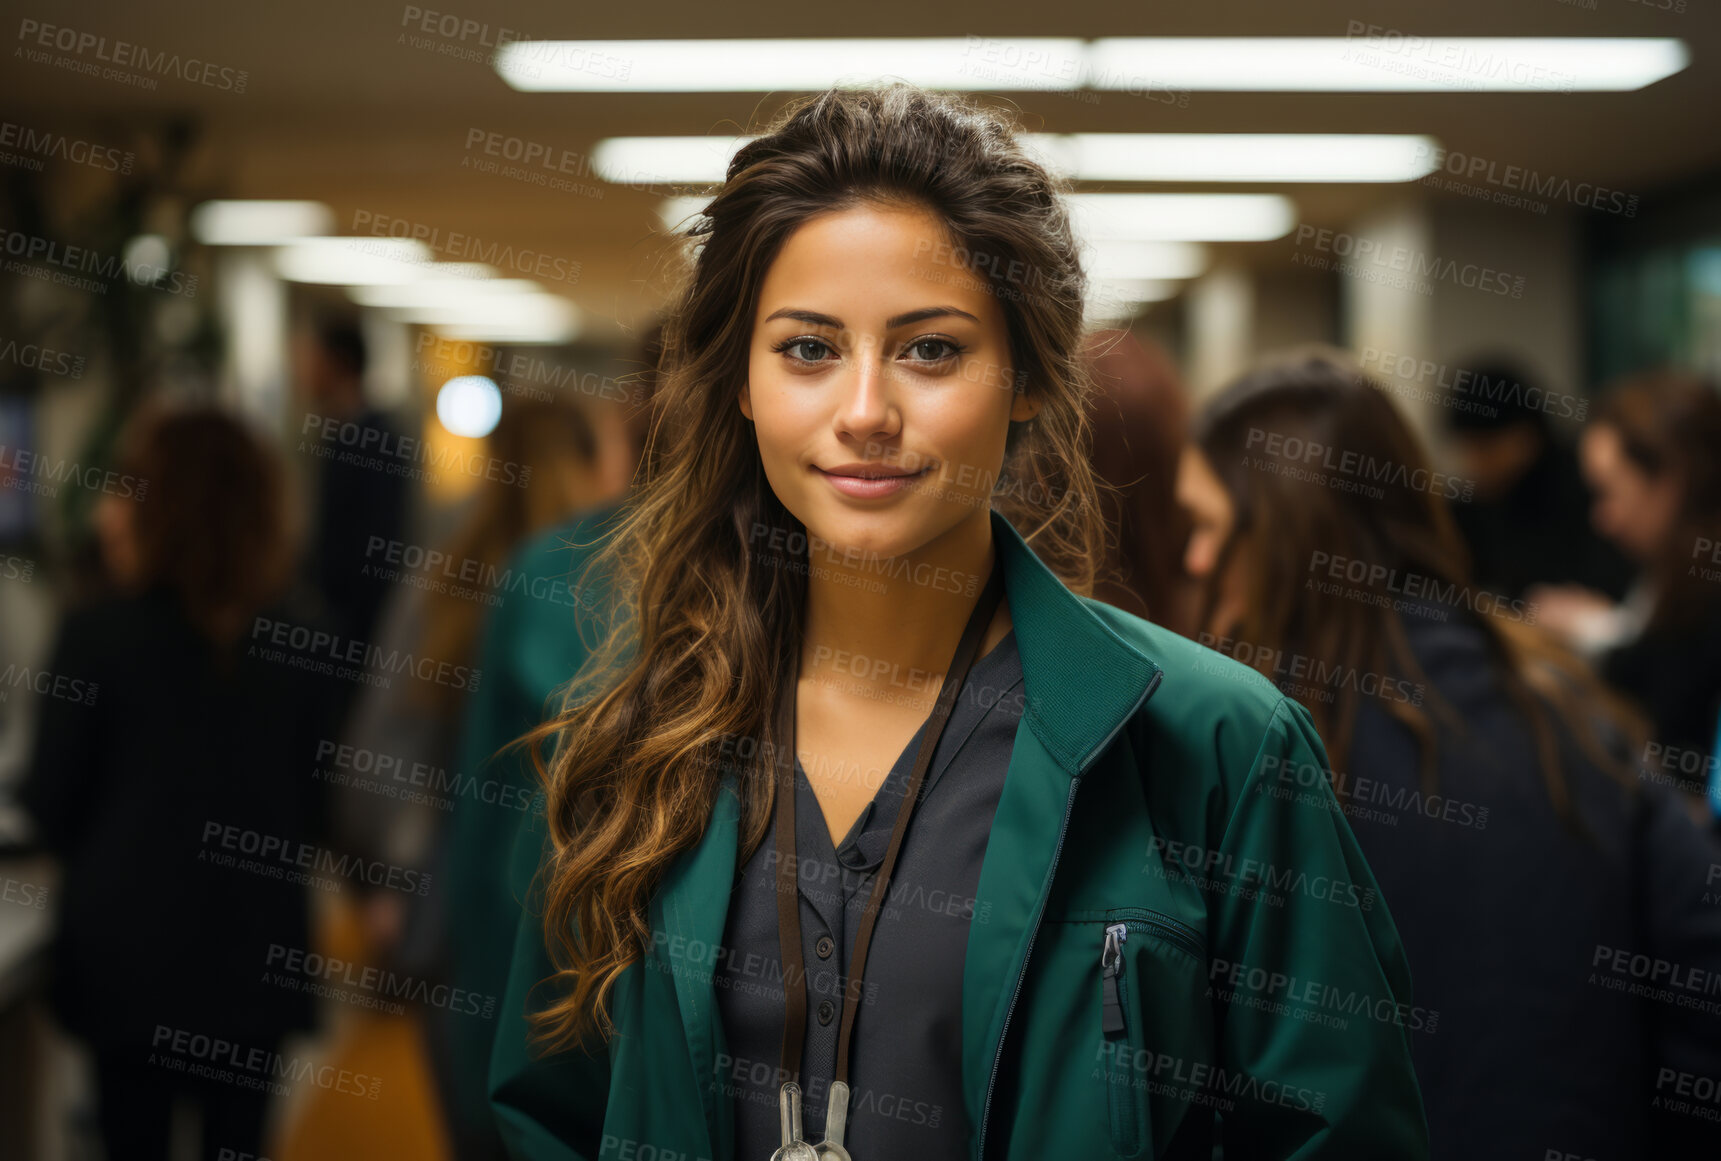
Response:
[738,382,753,422]
[1010,387,1041,423]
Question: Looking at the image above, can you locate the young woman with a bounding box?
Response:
[489,86,1428,1161]
[1174,346,1721,1158]
[1530,369,1721,799]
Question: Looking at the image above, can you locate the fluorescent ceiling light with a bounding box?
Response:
[1080,241,1208,282]
[1088,37,1688,93]
[394,294,577,326]
[1087,279,1180,322]
[625,133,1437,188]
[1069,194,1297,242]
[433,320,582,344]
[349,273,539,310]
[499,37,1085,92]
[498,37,1686,94]
[1093,279,1180,304]
[1029,134,1441,183]
[276,238,432,284]
[430,319,585,347]
[392,293,583,344]
[191,200,334,245]
[332,258,583,342]
[594,136,744,185]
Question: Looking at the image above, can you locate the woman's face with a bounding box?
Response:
[93,491,141,587]
[1580,422,1679,561]
[739,201,1038,564]
[1174,446,1249,634]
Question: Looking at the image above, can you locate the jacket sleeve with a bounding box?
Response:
[489,802,613,1161]
[1207,696,1431,1159]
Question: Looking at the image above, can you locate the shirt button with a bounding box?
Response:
[817,1000,835,1025]
[815,935,835,959]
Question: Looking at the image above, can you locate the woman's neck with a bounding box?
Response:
[798,510,1008,700]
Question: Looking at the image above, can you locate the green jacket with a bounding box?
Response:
[490,508,1431,1160]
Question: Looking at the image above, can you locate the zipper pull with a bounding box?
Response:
[1100,922,1128,1036]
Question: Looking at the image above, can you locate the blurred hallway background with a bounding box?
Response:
[2,2,1720,1159]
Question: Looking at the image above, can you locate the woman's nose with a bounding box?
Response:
[833,339,897,441]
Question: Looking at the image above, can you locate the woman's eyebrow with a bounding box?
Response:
[761,305,980,329]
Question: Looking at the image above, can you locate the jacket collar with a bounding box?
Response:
[986,506,1164,774]
[652,506,1166,1158]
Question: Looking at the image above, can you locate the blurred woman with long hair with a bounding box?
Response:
[1533,369,1721,799]
[439,328,665,1161]
[489,85,1428,1160]
[23,406,334,1161]
[1084,328,1197,633]
[341,393,606,850]
[1176,346,1721,1159]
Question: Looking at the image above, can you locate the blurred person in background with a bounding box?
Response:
[333,392,610,1159]
[294,313,412,720]
[1084,328,1198,634]
[1442,355,1632,601]
[438,326,660,1161]
[21,406,335,1161]
[1531,369,1721,800]
[1174,346,1721,1159]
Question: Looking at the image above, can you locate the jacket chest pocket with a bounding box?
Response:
[1061,908,1210,1158]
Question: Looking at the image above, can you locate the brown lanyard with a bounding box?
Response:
[771,552,1006,1095]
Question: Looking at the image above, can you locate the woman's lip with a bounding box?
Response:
[816,464,931,498]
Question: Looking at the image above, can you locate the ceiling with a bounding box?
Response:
[5,0,1718,342]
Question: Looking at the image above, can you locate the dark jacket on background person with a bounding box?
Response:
[307,405,412,653]
[1601,603,1721,799]
[1337,607,1721,1159]
[20,586,336,1051]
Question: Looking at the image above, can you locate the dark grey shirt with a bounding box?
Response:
[714,629,1025,1159]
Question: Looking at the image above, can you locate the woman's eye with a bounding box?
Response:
[905,338,960,363]
[781,338,832,363]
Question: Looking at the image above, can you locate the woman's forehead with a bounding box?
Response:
[757,205,1002,328]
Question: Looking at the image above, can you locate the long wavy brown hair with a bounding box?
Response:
[1190,345,1645,831]
[518,83,1109,1050]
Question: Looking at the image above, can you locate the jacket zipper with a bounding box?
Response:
[977,668,1164,1160]
[1101,922,1146,1153]
[1100,922,1128,1034]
